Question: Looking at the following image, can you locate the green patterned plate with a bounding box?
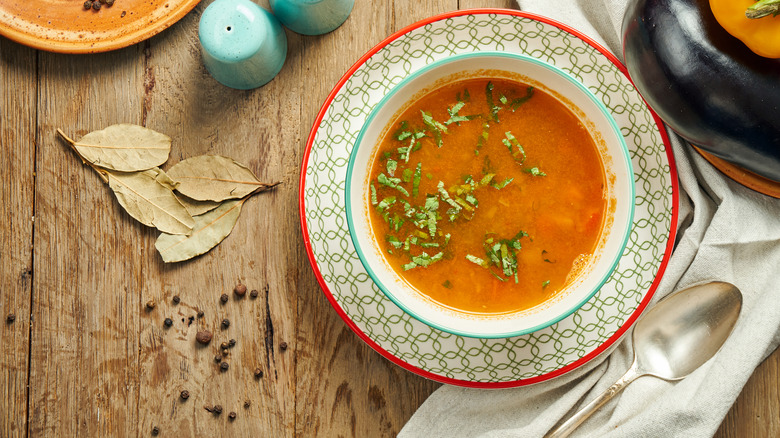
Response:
[300,9,678,387]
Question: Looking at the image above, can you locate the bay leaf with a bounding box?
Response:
[176,194,223,217]
[155,199,244,263]
[107,167,194,235]
[167,155,276,202]
[68,124,171,172]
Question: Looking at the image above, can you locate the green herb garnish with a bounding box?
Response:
[486,81,500,122]
[503,131,526,163]
[510,86,535,111]
[412,163,422,197]
[421,111,448,147]
[542,280,551,288]
[525,167,546,177]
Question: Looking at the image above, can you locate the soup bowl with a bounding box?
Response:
[345,51,634,339]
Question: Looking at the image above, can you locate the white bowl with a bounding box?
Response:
[346,52,634,338]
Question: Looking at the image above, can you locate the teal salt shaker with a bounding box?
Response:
[199,0,287,90]
[269,0,354,35]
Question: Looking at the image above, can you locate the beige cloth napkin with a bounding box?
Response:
[399,1,780,437]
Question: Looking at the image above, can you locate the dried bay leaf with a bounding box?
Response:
[176,194,223,217]
[60,124,171,172]
[155,199,244,263]
[167,155,278,202]
[107,167,194,235]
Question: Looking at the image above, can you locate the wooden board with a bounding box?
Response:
[0,38,37,437]
[0,0,778,436]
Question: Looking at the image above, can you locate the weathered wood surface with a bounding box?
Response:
[0,0,777,436]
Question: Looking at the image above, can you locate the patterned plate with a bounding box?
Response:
[299,9,678,387]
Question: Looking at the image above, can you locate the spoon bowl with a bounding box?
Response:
[545,281,742,438]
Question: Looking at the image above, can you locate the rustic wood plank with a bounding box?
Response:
[27,46,145,436]
[715,350,780,438]
[295,1,463,436]
[133,1,299,435]
[0,38,37,438]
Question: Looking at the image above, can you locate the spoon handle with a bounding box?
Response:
[544,364,640,438]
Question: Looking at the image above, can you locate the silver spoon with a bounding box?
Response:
[545,281,742,438]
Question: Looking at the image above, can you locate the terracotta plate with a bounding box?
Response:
[0,0,199,53]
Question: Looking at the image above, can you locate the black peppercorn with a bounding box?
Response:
[163,318,173,327]
[220,341,229,350]
[151,425,159,435]
[213,405,223,414]
[254,368,263,379]
[244,400,251,409]
[6,313,15,324]
[180,390,190,400]
[214,355,222,363]
[196,330,213,345]
[220,293,228,304]
[172,295,180,304]
[197,310,204,318]
[221,348,229,356]
[221,318,230,329]
[228,411,237,420]
[279,341,288,351]
[250,289,258,299]
[220,362,229,371]
[92,1,101,10]
[105,0,114,5]
[228,339,236,347]
[83,0,92,9]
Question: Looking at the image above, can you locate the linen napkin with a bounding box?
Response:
[399,1,780,437]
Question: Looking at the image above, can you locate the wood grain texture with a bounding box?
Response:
[0,38,36,438]
[0,0,777,436]
[27,46,146,436]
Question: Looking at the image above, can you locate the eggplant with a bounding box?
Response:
[622,0,780,181]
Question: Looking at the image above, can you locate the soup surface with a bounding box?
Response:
[367,77,606,314]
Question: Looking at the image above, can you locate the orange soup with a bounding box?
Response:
[367,78,606,314]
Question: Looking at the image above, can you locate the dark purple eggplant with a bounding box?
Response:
[622,0,780,181]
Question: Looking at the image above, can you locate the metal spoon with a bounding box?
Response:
[545,281,742,438]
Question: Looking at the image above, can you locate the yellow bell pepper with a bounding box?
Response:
[710,0,780,58]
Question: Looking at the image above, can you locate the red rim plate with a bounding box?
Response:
[298,8,679,388]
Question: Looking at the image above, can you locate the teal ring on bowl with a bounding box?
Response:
[345,51,635,339]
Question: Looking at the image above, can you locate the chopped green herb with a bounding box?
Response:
[503,131,526,163]
[370,183,377,205]
[480,173,495,186]
[394,121,412,140]
[491,177,513,190]
[386,235,403,248]
[475,120,490,155]
[421,111,448,147]
[425,173,433,180]
[466,254,486,267]
[445,100,477,125]
[402,167,413,183]
[525,167,547,177]
[437,181,461,215]
[456,89,470,103]
[486,81,500,122]
[412,163,422,197]
[442,280,453,289]
[377,173,410,196]
[376,196,396,212]
[542,280,551,288]
[386,159,397,176]
[472,230,529,281]
[405,251,444,269]
[510,86,535,111]
[499,94,508,105]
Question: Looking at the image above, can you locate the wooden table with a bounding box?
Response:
[0,0,777,436]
